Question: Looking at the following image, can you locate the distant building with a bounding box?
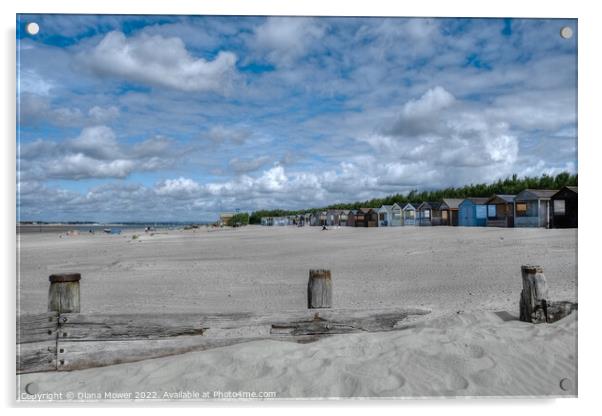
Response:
[326,209,348,226]
[514,189,558,228]
[417,202,449,226]
[442,198,463,226]
[402,203,417,226]
[458,198,490,227]
[378,204,402,226]
[485,195,516,228]
[354,208,378,227]
[551,186,577,228]
[272,216,291,226]
[219,212,236,225]
[377,205,393,227]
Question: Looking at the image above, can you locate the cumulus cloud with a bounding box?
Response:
[19,94,119,127]
[228,156,271,173]
[253,17,325,66]
[370,86,519,172]
[83,31,238,93]
[19,126,182,180]
[206,125,251,145]
[19,70,54,96]
[47,154,135,180]
[88,105,120,123]
[155,177,201,197]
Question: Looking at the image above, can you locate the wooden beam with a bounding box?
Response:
[17,341,57,374]
[17,308,431,373]
[17,313,59,344]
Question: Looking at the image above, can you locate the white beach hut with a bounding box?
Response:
[402,203,417,226]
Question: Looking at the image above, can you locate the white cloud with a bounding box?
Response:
[362,86,520,178]
[253,17,325,66]
[155,177,201,197]
[68,125,121,160]
[228,156,271,173]
[19,94,120,127]
[206,125,251,145]
[88,105,120,123]
[19,126,183,181]
[19,69,54,96]
[83,31,238,93]
[47,154,135,180]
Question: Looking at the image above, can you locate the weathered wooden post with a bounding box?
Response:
[308,269,332,309]
[519,265,549,323]
[48,273,81,313]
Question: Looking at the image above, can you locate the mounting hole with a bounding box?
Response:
[560,378,573,391]
[25,382,39,395]
[560,26,573,39]
[47,330,52,335]
[26,22,40,36]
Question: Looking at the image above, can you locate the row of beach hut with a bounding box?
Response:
[260,186,577,229]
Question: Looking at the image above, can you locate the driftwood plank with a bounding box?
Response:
[270,312,413,336]
[17,341,57,374]
[56,314,208,341]
[17,313,58,344]
[57,334,320,371]
[58,308,430,341]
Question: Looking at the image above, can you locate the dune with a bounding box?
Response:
[17,310,577,400]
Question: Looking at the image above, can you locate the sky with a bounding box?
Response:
[16,15,577,222]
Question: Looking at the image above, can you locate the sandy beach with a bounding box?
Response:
[17,225,577,316]
[16,225,578,398]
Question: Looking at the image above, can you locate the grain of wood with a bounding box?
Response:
[308,269,332,308]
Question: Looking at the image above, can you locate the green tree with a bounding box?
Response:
[227,213,250,226]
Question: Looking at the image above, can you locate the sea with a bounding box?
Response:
[16,222,213,234]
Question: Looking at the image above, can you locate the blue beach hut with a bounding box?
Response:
[458,198,490,227]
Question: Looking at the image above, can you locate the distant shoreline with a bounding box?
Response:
[16,223,211,234]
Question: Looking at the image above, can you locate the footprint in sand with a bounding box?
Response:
[446,373,470,391]
[296,357,331,373]
[464,344,486,359]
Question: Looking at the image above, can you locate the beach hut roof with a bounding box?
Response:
[515,189,559,201]
[461,197,490,205]
[418,201,444,210]
[564,186,578,193]
[442,198,463,209]
[486,194,516,204]
[402,203,416,210]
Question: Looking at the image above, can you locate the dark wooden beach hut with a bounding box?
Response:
[354,208,378,227]
[346,210,358,227]
[514,189,558,228]
[417,202,449,226]
[458,198,490,227]
[442,198,463,226]
[551,186,577,228]
[485,194,516,228]
[326,209,349,226]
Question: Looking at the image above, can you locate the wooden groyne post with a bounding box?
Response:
[519,265,577,323]
[519,265,549,323]
[48,273,81,313]
[308,269,332,308]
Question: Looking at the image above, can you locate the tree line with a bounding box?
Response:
[248,172,577,224]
